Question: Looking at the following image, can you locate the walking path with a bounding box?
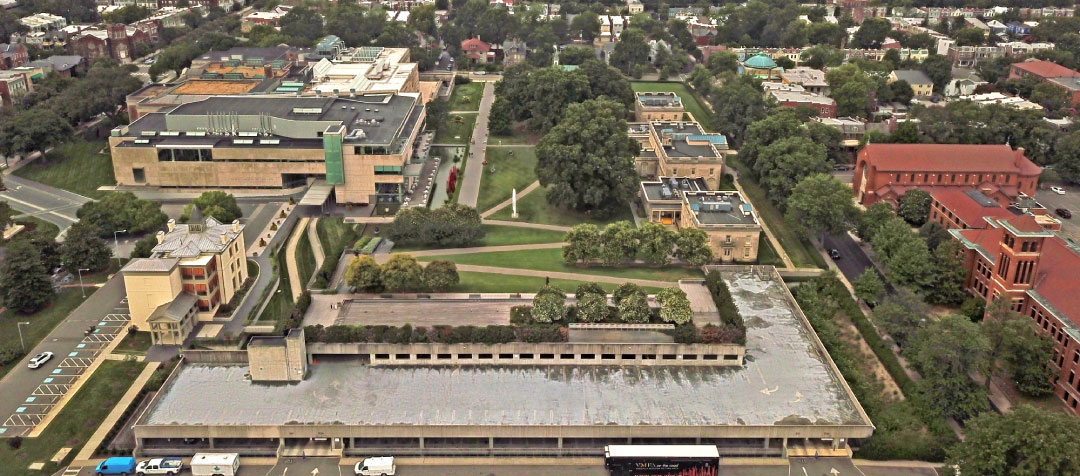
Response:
[480,180,541,218]
[481,219,571,232]
[451,264,675,288]
[456,81,495,207]
[376,242,565,263]
[71,362,160,464]
[307,217,325,274]
[284,216,310,300]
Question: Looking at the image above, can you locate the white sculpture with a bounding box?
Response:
[512,188,518,218]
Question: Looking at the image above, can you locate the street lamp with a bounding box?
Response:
[16,321,30,352]
[77,268,90,298]
[113,229,127,269]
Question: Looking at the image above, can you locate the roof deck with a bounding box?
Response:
[684,191,758,226]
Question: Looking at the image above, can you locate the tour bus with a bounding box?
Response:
[604,445,720,476]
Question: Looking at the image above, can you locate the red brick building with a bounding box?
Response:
[951,216,1080,414]
[0,43,29,70]
[930,189,1059,231]
[853,144,1042,206]
[69,25,150,63]
[1008,60,1080,107]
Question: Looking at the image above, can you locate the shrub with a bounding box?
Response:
[704,270,747,344]
[656,287,693,325]
[7,436,22,449]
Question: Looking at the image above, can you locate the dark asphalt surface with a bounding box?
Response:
[823,233,879,284]
[2,174,93,238]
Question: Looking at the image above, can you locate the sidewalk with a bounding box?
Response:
[480,180,540,218]
[456,81,495,207]
[378,242,565,262]
[284,216,310,299]
[307,217,325,274]
[481,219,571,232]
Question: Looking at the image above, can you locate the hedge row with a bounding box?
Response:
[304,322,567,345]
[703,271,747,345]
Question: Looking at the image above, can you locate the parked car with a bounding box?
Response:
[829,249,841,260]
[832,164,853,171]
[136,457,183,475]
[1051,186,1066,195]
[1056,208,1072,219]
[96,457,136,476]
[355,456,396,476]
[27,351,53,369]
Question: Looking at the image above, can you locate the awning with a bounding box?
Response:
[299,180,334,206]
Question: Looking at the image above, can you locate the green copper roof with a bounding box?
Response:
[744,53,777,70]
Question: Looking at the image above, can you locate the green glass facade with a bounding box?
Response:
[323,131,345,185]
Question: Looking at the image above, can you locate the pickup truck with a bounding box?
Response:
[136,457,183,475]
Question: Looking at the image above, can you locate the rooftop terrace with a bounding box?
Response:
[684,191,758,226]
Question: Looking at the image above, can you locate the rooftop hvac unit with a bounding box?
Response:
[701,200,732,212]
[667,177,679,190]
[660,185,672,199]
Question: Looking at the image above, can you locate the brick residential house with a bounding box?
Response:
[853,144,1041,206]
[461,37,494,64]
[0,43,29,70]
[69,24,151,63]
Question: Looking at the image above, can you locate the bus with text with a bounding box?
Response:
[604,445,720,476]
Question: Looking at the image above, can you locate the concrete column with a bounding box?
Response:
[208,437,216,449]
[557,437,563,449]
[781,437,788,458]
[831,438,840,450]
[488,437,494,449]
[418,437,425,449]
[763,437,770,449]
[695,437,701,444]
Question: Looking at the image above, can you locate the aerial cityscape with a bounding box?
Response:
[1,0,1080,474]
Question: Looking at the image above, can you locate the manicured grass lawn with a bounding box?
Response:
[433,113,477,145]
[454,272,667,294]
[115,330,152,353]
[316,217,358,259]
[12,216,60,240]
[294,229,316,289]
[418,248,702,282]
[490,122,540,145]
[476,146,538,213]
[0,360,144,473]
[630,81,718,132]
[13,140,116,199]
[448,82,484,111]
[728,157,826,269]
[488,186,634,227]
[0,289,94,380]
[756,232,784,267]
[393,224,565,252]
[258,243,295,326]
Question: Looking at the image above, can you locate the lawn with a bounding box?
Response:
[0,289,94,380]
[13,140,116,199]
[316,217,358,259]
[258,248,294,326]
[476,146,538,213]
[727,157,826,269]
[294,228,316,288]
[392,224,565,252]
[630,81,718,132]
[12,216,60,240]
[455,272,667,294]
[114,330,152,353]
[0,360,144,473]
[418,247,702,282]
[756,232,785,267]
[490,122,540,146]
[488,186,635,227]
[447,82,484,111]
[433,113,477,145]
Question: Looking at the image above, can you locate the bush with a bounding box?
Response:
[703,271,747,344]
[0,346,25,366]
[454,75,472,84]
[303,323,565,344]
[8,436,22,449]
[387,204,483,247]
[961,297,986,322]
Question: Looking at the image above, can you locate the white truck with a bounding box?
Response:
[135,457,182,475]
[190,453,240,476]
[354,456,396,476]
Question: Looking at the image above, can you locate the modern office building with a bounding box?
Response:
[630,121,732,190]
[110,92,427,205]
[122,217,247,345]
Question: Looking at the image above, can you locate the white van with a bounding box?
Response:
[354,456,395,476]
[190,453,240,476]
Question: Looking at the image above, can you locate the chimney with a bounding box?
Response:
[1015,147,1026,167]
[156,230,165,244]
[220,233,228,245]
[232,219,240,233]
[166,218,176,232]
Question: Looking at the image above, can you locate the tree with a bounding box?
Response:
[579,60,635,109]
[926,240,967,306]
[600,221,638,266]
[833,80,872,118]
[709,75,769,147]
[613,282,641,305]
[421,259,459,291]
[380,254,424,292]
[909,314,990,420]
[955,27,986,46]
[851,17,891,48]
[786,173,859,238]
[873,289,928,348]
[610,28,649,73]
[563,224,602,264]
[559,46,596,66]
[488,97,513,136]
[618,288,650,323]
[707,51,738,75]
[636,222,676,265]
[76,193,168,238]
[871,216,917,261]
[576,290,608,323]
[897,189,932,226]
[688,65,714,94]
[918,221,950,251]
[883,236,933,290]
[523,67,591,133]
[569,10,600,42]
[852,270,885,306]
[656,287,692,325]
[889,80,915,105]
[535,98,639,215]
[407,4,437,36]
[387,204,483,247]
[0,201,12,233]
[981,299,1055,397]
[60,222,112,272]
[0,108,72,160]
[755,137,830,209]
[0,239,54,313]
[857,202,895,241]
[574,282,605,301]
[921,54,952,94]
[279,6,325,46]
[193,191,242,224]
[477,7,518,45]
[947,405,1080,476]
[102,5,152,24]
[531,286,567,323]
[1030,82,1069,112]
[345,255,382,292]
[1055,130,1080,184]
[674,227,713,266]
[131,234,158,259]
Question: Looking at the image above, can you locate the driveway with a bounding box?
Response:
[0,276,129,438]
[1035,185,1080,241]
[456,81,495,207]
[1,174,92,238]
[824,233,883,286]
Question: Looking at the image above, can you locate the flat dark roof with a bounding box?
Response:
[685,191,758,226]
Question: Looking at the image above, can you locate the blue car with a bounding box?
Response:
[96,457,137,475]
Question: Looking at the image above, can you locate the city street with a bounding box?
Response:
[1,174,93,238]
[0,276,129,438]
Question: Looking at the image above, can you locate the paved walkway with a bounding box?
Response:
[480,180,540,218]
[71,362,160,463]
[377,242,565,263]
[457,81,495,207]
[284,216,310,300]
[450,264,675,288]
[481,219,571,232]
[307,217,325,274]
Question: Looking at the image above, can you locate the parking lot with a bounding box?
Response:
[0,279,130,438]
[1035,184,1080,241]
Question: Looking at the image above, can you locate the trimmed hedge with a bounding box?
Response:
[304,323,566,344]
[704,270,747,345]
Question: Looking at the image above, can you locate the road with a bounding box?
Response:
[1,174,93,238]
[456,81,495,207]
[0,276,129,438]
[823,233,881,286]
[1035,184,1080,241]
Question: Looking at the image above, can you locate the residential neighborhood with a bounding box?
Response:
[1,0,1080,474]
